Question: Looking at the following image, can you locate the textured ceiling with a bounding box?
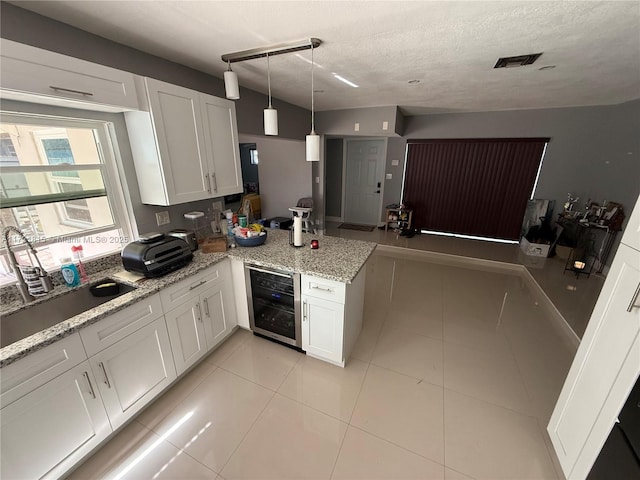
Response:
[8,1,640,114]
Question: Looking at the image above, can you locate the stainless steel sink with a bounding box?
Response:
[1,279,137,348]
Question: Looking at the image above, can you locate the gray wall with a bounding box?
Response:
[0,2,310,141]
[389,101,640,228]
[238,135,311,220]
[325,139,344,218]
[316,106,403,137]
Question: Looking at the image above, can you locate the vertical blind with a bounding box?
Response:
[403,138,549,241]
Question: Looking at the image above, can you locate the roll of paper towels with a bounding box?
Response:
[293,216,303,246]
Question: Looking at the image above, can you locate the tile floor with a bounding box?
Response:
[326,222,605,339]
[68,250,575,480]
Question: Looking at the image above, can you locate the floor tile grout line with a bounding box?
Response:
[131,418,221,477]
[442,385,543,420]
[347,423,447,470]
[216,388,278,475]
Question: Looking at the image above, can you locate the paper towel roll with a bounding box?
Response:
[293,216,303,246]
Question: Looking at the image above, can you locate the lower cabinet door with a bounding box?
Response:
[165,297,208,375]
[90,317,177,430]
[302,295,345,366]
[0,361,111,480]
[202,282,237,350]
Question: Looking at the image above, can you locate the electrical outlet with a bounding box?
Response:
[212,200,223,212]
[382,121,389,131]
[315,176,320,184]
[354,122,360,132]
[155,211,170,226]
[391,159,399,166]
[386,173,393,180]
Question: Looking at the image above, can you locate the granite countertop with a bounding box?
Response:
[0,230,376,367]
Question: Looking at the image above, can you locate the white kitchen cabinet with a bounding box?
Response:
[0,39,139,111]
[1,361,111,480]
[164,261,238,375]
[201,277,237,349]
[125,77,241,205]
[89,316,177,430]
[302,294,346,365]
[200,93,242,196]
[548,193,640,479]
[301,268,366,367]
[165,297,208,375]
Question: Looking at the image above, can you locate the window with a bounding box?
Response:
[0,113,132,286]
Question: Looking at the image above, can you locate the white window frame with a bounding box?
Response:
[0,111,134,260]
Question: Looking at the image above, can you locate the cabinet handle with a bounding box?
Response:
[189,280,207,291]
[212,173,218,192]
[627,283,640,312]
[49,85,94,97]
[311,285,334,293]
[98,362,111,388]
[203,297,210,317]
[303,301,307,322]
[205,173,211,194]
[196,303,203,323]
[83,371,96,399]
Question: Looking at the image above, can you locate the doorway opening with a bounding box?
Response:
[325,137,386,227]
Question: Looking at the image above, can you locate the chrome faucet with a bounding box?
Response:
[2,226,54,303]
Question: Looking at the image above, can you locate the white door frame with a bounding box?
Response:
[341,137,387,225]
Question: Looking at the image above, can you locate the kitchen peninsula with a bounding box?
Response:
[0,229,376,367]
[0,229,375,479]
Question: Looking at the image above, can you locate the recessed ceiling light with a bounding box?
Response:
[408,79,421,84]
[332,73,359,88]
[538,65,556,71]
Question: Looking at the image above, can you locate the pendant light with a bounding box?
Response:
[306,44,320,162]
[223,60,240,100]
[264,53,278,136]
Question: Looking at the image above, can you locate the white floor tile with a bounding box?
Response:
[220,334,302,390]
[278,355,368,422]
[332,426,445,479]
[443,342,532,416]
[351,365,444,463]
[372,324,443,385]
[204,328,252,367]
[147,368,273,473]
[444,389,556,480]
[221,393,348,479]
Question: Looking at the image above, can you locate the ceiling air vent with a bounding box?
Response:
[494,53,543,69]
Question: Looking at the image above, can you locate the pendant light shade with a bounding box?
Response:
[224,70,239,100]
[306,45,320,161]
[264,54,278,136]
[264,107,278,136]
[306,133,320,162]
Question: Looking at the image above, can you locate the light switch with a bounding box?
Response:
[385,173,393,180]
[382,121,389,131]
[391,159,399,167]
[354,122,360,132]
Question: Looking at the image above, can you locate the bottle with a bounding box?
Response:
[71,245,89,284]
[60,257,80,288]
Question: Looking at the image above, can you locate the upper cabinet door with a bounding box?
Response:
[0,39,139,111]
[200,94,243,197]
[144,78,212,204]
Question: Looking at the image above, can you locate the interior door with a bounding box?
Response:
[344,139,385,225]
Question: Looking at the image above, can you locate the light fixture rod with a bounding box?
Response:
[222,38,322,63]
